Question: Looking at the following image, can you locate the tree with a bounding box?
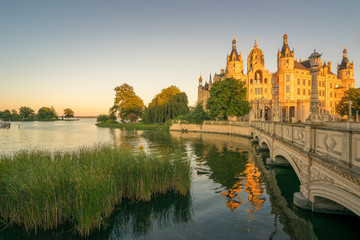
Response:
[19,106,36,121]
[37,107,58,120]
[0,109,11,121]
[11,109,21,121]
[206,78,250,119]
[187,102,209,124]
[110,83,145,122]
[143,86,189,123]
[64,108,75,119]
[96,113,117,122]
[336,88,360,118]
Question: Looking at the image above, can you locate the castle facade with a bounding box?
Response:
[198,32,355,122]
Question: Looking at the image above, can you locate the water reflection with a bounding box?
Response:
[96,193,192,240]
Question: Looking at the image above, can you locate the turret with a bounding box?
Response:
[277,31,294,70]
[198,74,203,86]
[225,36,244,79]
[337,47,355,89]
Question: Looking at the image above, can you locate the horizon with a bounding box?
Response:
[1,0,359,116]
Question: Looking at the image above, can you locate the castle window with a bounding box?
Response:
[330,102,332,107]
[323,81,325,87]
[308,80,310,86]
[297,88,300,94]
[335,92,337,98]
[265,78,267,84]
[323,90,325,96]
[303,79,305,85]
[303,89,305,95]
[254,79,257,84]
[261,88,263,94]
[286,75,289,82]
[330,92,332,97]
[308,89,311,95]
[286,85,289,93]
[255,88,258,94]
[277,77,279,84]
[250,79,253,84]
[330,83,332,88]
[297,79,300,85]
[260,79,263,84]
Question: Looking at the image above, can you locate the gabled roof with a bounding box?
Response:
[300,60,311,69]
[294,60,308,70]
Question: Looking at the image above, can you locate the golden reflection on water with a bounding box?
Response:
[221,163,266,218]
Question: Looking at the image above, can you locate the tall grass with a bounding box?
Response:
[0,144,191,236]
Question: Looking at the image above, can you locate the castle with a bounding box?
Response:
[198,32,355,122]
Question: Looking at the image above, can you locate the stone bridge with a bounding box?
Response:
[250,120,360,216]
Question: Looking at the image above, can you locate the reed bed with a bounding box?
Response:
[0,144,191,236]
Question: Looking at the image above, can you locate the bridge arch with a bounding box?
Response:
[259,136,271,152]
[272,148,302,182]
[309,182,360,216]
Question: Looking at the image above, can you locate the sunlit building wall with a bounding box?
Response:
[198,32,355,122]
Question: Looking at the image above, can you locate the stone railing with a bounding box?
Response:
[251,120,360,169]
[325,121,360,130]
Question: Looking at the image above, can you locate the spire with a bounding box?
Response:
[343,46,347,58]
[209,74,212,84]
[283,30,288,44]
[198,73,203,85]
[232,36,236,49]
[254,38,258,48]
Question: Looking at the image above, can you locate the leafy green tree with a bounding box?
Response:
[187,102,209,124]
[11,109,21,121]
[64,108,75,119]
[336,88,360,118]
[0,109,11,121]
[97,113,116,122]
[143,86,189,123]
[37,107,58,120]
[110,83,145,121]
[206,78,250,119]
[19,106,35,121]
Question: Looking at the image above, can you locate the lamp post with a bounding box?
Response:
[349,100,353,122]
[261,97,265,121]
[306,49,324,124]
[272,85,280,122]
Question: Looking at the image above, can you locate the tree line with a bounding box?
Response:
[0,106,75,121]
[98,78,251,124]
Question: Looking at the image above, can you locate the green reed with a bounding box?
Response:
[0,144,191,237]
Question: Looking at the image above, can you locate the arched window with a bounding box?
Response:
[250,79,253,84]
[264,78,267,84]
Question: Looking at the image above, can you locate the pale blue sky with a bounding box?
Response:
[1,0,359,116]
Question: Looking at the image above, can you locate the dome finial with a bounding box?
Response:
[254,38,257,48]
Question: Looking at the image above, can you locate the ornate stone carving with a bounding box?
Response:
[323,134,336,152]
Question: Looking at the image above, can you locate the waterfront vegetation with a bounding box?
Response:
[0,144,191,236]
[96,121,172,131]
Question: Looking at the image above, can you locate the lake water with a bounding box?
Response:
[0,119,359,239]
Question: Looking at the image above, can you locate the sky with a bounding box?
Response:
[1,0,360,116]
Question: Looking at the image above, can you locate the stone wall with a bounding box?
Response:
[170,121,250,138]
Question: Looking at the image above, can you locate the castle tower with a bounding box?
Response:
[277,30,295,70]
[247,38,273,102]
[225,36,244,80]
[337,47,355,90]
